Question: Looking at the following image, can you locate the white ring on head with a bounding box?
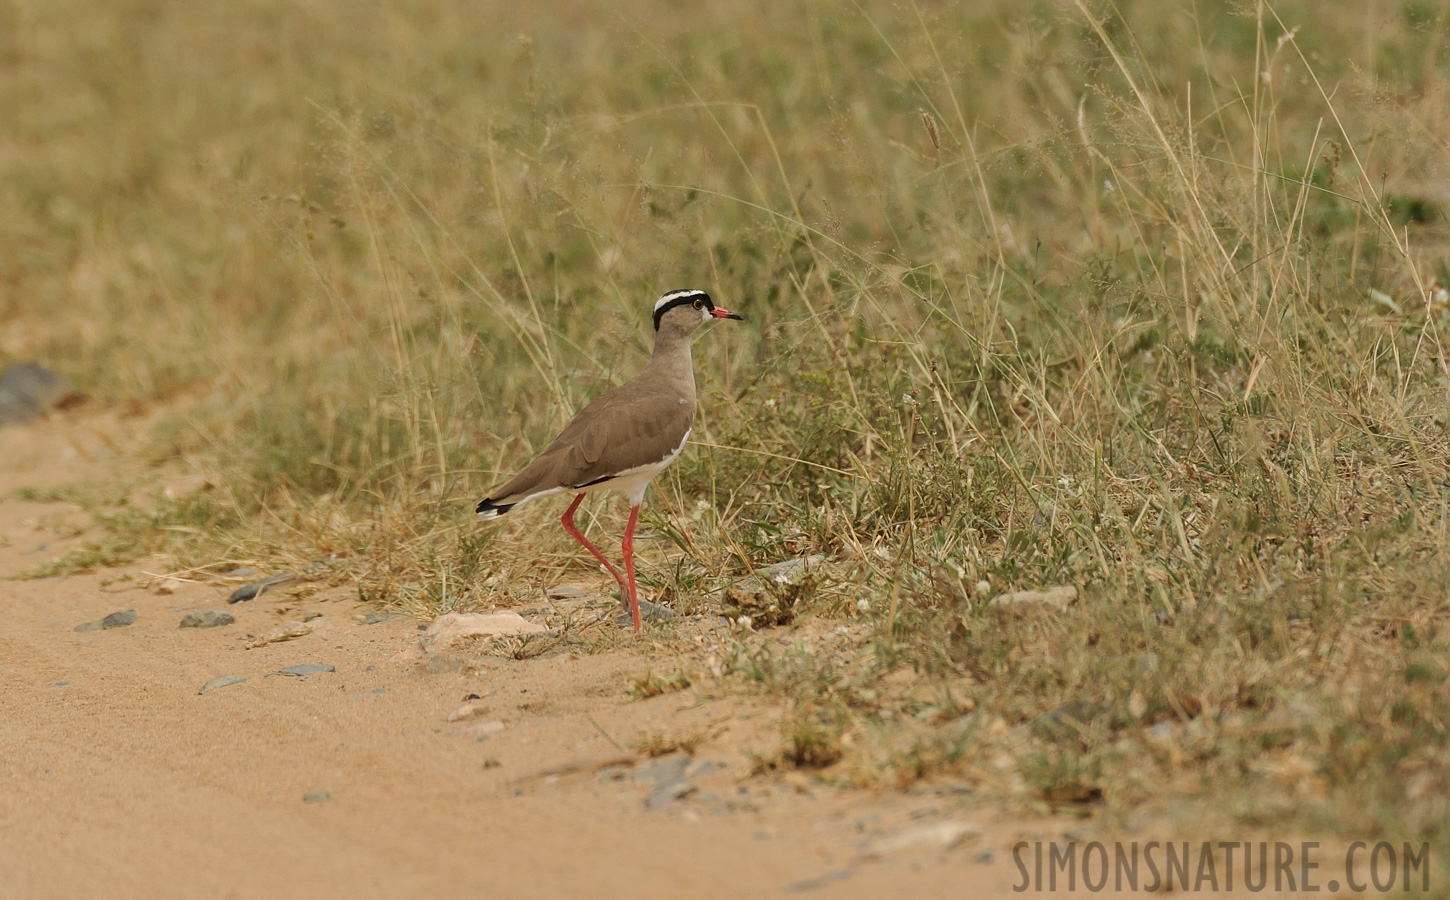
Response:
[653,289,706,315]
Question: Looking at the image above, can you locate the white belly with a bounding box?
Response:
[581,428,690,506]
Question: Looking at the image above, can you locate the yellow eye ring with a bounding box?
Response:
[692,298,704,309]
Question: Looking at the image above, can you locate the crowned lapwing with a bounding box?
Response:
[476,289,743,631]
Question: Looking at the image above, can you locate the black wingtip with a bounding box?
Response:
[476,498,515,518]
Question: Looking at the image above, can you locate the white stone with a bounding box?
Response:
[419,611,545,650]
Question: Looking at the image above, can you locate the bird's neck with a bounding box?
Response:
[647,329,697,395]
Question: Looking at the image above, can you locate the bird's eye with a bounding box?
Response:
[692,298,704,310]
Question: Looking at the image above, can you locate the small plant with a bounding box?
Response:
[626,669,694,699]
[752,706,847,772]
[1020,750,1105,808]
[634,729,708,758]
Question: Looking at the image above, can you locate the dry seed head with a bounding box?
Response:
[919,110,940,152]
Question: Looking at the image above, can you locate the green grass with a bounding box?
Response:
[4,0,1450,867]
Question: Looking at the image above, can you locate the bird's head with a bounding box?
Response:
[652,289,743,335]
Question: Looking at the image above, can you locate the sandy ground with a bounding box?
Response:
[0,411,1366,900]
[0,409,1064,900]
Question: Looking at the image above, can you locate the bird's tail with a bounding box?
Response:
[475,498,515,519]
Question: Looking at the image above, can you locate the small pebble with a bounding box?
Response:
[180,610,235,629]
[302,790,332,803]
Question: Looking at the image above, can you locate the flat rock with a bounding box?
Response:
[355,610,396,625]
[198,674,246,695]
[784,869,856,894]
[268,664,335,677]
[74,610,136,632]
[546,585,587,600]
[302,790,332,803]
[456,719,506,737]
[180,610,235,629]
[418,611,545,650]
[859,820,984,858]
[243,621,311,649]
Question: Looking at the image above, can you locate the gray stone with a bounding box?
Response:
[302,790,332,803]
[631,754,691,785]
[199,674,246,695]
[0,364,83,427]
[102,610,136,628]
[615,599,676,627]
[268,664,335,677]
[226,572,300,604]
[180,610,235,629]
[226,558,339,604]
[356,610,395,625]
[74,610,136,632]
[730,555,829,596]
[644,778,695,810]
[783,868,855,894]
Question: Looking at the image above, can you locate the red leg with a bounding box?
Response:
[560,493,626,592]
[621,504,642,632]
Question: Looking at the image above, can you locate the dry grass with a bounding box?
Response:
[5,0,1450,861]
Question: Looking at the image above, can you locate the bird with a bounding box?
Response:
[476,289,744,631]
